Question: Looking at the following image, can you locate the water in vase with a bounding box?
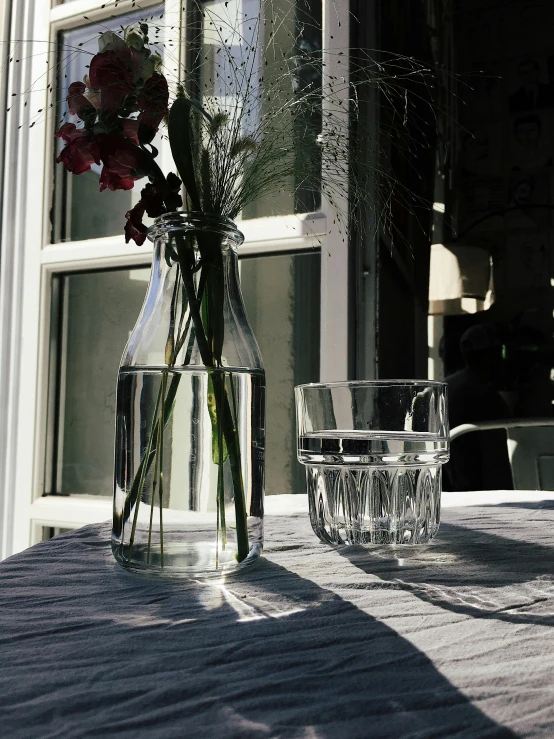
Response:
[112,366,265,575]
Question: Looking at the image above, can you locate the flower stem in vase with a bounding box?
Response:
[158,371,167,567]
[146,370,167,565]
[127,385,163,560]
[211,376,249,563]
[115,372,180,545]
[210,372,227,559]
[173,233,250,564]
[123,231,250,568]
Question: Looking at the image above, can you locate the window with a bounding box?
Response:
[0,0,350,557]
[53,8,164,242]
[48,267,151,497]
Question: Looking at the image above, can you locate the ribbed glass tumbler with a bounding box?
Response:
[295,381,450,546]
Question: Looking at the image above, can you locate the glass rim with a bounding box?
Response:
[295,379,447,391]
[148,211,244,245]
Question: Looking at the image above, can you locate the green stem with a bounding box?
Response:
[217,371,227,549]
[147,374,165,564]
[146,484,155,564]
[215,489,220,571]
[120,232,250,566]
[128,386,163,560]
[115,268,210,543]
[114,373,181,540]
[158,371,167,567]
[218,373,248,562]
[173,233,249,562]
[174,235,214,366]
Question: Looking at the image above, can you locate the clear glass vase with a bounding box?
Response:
[112,212,265,576]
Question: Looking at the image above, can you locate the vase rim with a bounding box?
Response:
[148,211,244,246]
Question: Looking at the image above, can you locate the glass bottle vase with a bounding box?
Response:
[112,212,265,576]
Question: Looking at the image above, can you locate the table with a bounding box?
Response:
[2,492,554,738]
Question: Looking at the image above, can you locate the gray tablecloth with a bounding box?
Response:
[2,493,554,738]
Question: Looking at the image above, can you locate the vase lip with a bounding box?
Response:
[148,211,244,246]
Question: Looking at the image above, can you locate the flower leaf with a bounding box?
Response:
[208,253,225,366]
[168,96,201,211]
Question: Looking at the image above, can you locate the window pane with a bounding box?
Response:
[53,7,164,243]
[241,251,320,494]
[52,267,151,495]
[196,0,322,219]
[49,251,320,497]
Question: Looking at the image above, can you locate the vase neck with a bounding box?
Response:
[148,211,244,248]
[122,214,263,372]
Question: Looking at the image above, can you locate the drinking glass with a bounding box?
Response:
[295,381,449,545]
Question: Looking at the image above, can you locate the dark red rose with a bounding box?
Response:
[137,73,169,143]
[96,134,147,191]
[125,202,148,245]
[67,81,95,121]
[89,50,134,111]
[55,123,100,175]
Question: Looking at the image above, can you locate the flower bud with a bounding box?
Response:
[124,24,147,51]
[150,52,163,73]
[98,30,127,54]
[140,51,163,81]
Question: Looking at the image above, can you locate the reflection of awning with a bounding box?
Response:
[429,242,493,315]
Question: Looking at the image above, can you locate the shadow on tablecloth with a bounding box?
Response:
[0,522,514,739]
[338,503,554,628]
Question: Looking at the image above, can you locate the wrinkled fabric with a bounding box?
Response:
[1,493,553,738]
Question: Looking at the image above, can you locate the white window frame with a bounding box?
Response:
[0,0,350,558]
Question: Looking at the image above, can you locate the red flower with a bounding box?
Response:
[123,175,182,245]
[67,81,95,121]
[97,135,147,191]
[125,202,148,245]
[121,119,140,145]
[89,50,134,111]
[137,73,169,143]
[99,167,135,192]
[123,183,164,245]
[56,122,83,144]
[160,172,183,212]
[55,123,100,175]
[139,176,182,218]
[140,183,165,218]
[137,73,169,114]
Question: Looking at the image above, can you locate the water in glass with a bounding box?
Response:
[299,430,449,545]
